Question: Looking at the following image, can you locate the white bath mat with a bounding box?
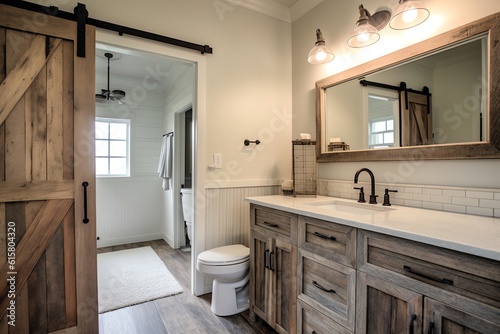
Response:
[98,246,183,313]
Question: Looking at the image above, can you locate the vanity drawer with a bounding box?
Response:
[251,205,296,238]
[298,249,356,331]
[298,299,353,334]
[358,230,500,309]
[298,216,356,268]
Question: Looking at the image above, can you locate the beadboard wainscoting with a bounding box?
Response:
[318,179,500,218]
[204,185,281,249]
[201,184,280,291]
[96,177,165,247]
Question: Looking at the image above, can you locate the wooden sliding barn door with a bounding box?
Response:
[0,4,97,333]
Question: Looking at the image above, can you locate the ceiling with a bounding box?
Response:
[95,43,193,97]
[95,0,321,98]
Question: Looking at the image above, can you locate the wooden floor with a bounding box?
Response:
[97,240,277,334]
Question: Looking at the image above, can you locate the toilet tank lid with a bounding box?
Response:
[198,244,249,264]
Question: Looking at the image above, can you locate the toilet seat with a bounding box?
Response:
[197,244,249,266]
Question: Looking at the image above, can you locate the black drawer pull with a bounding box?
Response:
[312,331,317,334]
[404,265,453,285]
[313,231,336,241]
[410,314,417,334]
[264,221,278,228]
[264,249,269,269]
[312,280,335,294]
[269,252,275,271]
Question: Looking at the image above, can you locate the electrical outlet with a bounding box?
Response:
[214,153,222,169]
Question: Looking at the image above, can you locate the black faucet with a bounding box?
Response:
[354,168,378,204]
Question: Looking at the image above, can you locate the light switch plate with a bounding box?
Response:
[214,153,222,169]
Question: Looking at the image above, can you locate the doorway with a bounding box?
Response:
[95,29,207,296]
[96,43,200,294]
[176,107,194,250]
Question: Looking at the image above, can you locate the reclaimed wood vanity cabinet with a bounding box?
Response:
[250,205,298,334]
[356,230,500,334]
[296,216,357,333]
[248,201,500,334]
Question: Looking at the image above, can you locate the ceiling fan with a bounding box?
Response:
[95,52,126,103]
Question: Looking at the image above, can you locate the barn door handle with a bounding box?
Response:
[269,252,275,271]
[428,322,435,334]
[82,181,89,224]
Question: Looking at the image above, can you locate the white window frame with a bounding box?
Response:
[95,117,131,177]
[369,117,395,149]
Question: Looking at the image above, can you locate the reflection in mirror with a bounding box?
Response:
[316,13,500,162]
[324,35,487,151]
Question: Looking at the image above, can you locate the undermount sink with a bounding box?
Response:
[305,199,395,215]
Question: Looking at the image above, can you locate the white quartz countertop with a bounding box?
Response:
[245,195,500,261]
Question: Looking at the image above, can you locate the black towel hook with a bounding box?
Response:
[244,139,260,146]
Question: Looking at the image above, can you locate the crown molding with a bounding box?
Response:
[228,0,322,23]
[290,0,324,23]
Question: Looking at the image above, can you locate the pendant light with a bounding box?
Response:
[95,52,126,103]
[308,29,335,64]
[348,4,391,48]
[390,0,430,30]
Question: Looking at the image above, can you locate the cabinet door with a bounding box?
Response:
[250,231,272,322]
[356,272,423,334]
[273,238,297,334]
[424,298,500,334]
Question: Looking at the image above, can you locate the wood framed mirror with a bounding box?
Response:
[316,13,500,162]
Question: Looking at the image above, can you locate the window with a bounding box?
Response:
[369,118,394,149]
[95,118,130,177]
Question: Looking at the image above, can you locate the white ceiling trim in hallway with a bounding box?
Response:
[226,0,323,23]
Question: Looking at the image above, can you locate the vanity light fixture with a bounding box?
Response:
[347,4,391,48]
[390,0,430,30]
[308,29,335,64]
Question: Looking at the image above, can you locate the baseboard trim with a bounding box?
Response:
[97,233,167,248]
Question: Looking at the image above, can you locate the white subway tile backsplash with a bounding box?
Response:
[452,197,479,207]
[480,199,500,209]
[443,190,466,197]
[405,200,422,208]
[466,191,494,199]
[422,201,443,211]
[430,195,452,204]
[391,198,405,206]
[467,206,493,217]
[317,179,500,218]
[442,204,466,214]
[413,194,431,202]
[395,192,413,200]
[405,187,423,194]
[340,191,353,199]
[423,188,443,196]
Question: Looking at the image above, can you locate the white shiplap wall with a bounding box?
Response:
[96,105,165,247]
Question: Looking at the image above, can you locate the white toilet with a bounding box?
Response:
[180,188,193,242]
[196,244,250,316]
